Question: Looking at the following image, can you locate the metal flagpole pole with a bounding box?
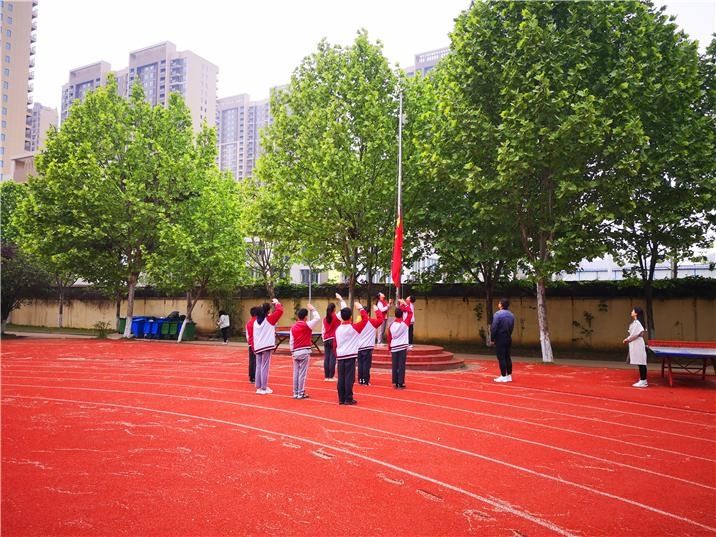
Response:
[397,90,403,301]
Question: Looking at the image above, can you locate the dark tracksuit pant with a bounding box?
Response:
[323,339,336,379]
[495,337,513,377]
[391,348,407,386]
[337,357,356,403]
[248,347,256,382]
[357,348,373,384]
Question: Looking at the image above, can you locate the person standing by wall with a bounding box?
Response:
[290,303,321,399]
[245,306,258,383]
[406,295,416,348]
[387,298,413,389]
[334,295,370,405]
[623,306,648,388]
[252,298,284,395]
[322,300,341,381]
[217,310,230,345]
[491,298,515,383]
[375,293,390,345]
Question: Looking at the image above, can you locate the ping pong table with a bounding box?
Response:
[274,330,323,354]
[647,340,716,387]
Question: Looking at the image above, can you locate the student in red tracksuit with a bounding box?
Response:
[322,299,341,381]
[245,306,259,383]
[406,295,416,348]
[388,298,413,389]
[334,295,369,405]
[357,305,384,385]
[374,293,390,345]
[252,298,284,395]
[290,304,321,399]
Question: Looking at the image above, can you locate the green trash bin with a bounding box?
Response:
[118,317,126,334]
[182,321,196,341]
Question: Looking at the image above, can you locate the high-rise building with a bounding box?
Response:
[61,42,218,132]
[406,47,450,77]
[216,93,271,180]
[0,0,38,182]
[27,101,56,152]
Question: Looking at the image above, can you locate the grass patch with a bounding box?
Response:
[5,324,100,336]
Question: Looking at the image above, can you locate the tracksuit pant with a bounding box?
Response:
[248,347,256,382]
[255,350,272,390]
[292,351,311,396]
[323,339,336,379]
[391,349,407,386]
[337,357,356,403]
[495,338,513,377]
[357,348,373,384]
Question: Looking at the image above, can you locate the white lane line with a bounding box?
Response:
[417,369,716,417]
[4,386,716,533]
[6,359,713,421]
[6,374,715,488]
[6,374,716,452]
[4,394,578,537]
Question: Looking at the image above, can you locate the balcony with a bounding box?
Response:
[27,82,33,92]
[28,70,34,80]
[32,20,37,31]
[30,33,37,44]
[29,58,34,68]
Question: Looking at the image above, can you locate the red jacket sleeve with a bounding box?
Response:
[352,308,370,333]
[401,304,413,326]
[267,302,284,325]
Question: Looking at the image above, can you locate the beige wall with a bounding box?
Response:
[9,295,715,349]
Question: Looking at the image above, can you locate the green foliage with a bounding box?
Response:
[256,31,400,303]
[15,77,218,329]
[93,320,112,339]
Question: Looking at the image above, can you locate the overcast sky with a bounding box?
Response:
[31,0,716,112]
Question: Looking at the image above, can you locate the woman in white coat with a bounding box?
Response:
[623,307,648,387]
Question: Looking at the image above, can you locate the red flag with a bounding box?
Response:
[391,213,403,288]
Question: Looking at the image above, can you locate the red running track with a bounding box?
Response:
[2,339,715,536]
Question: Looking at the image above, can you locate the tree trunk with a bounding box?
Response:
[535,278,554,363]
[115,298,121,332]
[122,272,139,338]
[644,280,656,339]
[484,284,494,347]
[57,286,64,328]
[265,279,276,300]
[348,273,356,315]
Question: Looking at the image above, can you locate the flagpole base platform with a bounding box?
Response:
[371,344,465,371]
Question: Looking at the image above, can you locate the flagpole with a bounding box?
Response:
[396,90,403,301]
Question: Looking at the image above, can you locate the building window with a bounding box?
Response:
[5,29,10,38]
[4,56,9,63]
[4,42,9,49]
[300,269,318,285]
[2,107,6,116]
[7,16,11,24]
[2,68,8,76]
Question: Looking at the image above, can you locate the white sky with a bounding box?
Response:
[29,0,716,112]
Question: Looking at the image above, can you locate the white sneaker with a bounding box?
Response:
[503,375,512,382]
[264,387,273,394]
[632,380,648,388]
[408,345,414,350]
[494,376,507,383]
[256,388,266,394]
[324,377,336,382]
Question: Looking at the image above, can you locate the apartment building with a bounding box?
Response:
[405,47,449,77]
[0,0,37,181]
[61,42,218,132]
[216,94,271,180]
[26,101,55,151]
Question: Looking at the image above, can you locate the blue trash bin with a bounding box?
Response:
[149,318,166,339]
[130,317,147,338]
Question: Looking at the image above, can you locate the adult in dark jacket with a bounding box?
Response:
[491,298,515,383]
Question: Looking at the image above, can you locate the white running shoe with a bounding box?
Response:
[256,388,266,394]
[324,377,336,382]
[494,376,507,382]
[503,375,513,382]
[632,380,648,388]
[264,387,273,394]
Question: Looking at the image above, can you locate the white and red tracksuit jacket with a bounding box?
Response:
[358,314,383,351]
[252,302,284,354]
[335,307,370,360]
[290,310,321,356]
[388,304,413,352]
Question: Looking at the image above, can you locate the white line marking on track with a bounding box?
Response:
[4,388,716,533]
[6,375,714,465]
[5,394,578,537]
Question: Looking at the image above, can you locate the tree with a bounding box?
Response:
[23,77,204,337]
[405,69,523,344]
[437,1,669,361]
[256,31,400,307]
[605,25,715,338]
[145,129,248,338]
[0,182,53,332]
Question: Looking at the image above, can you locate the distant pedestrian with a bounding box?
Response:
[387,298,413,389]
[406,295,416,348]
[334,294,370,405]
[623,307,648,388]
[246,306,258,383]
[322,300,341,381]
[290,304,321,399]
[491,298,515,383]
[217,310,230,344]
[375,293,390,345]
[253,298,284,395]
